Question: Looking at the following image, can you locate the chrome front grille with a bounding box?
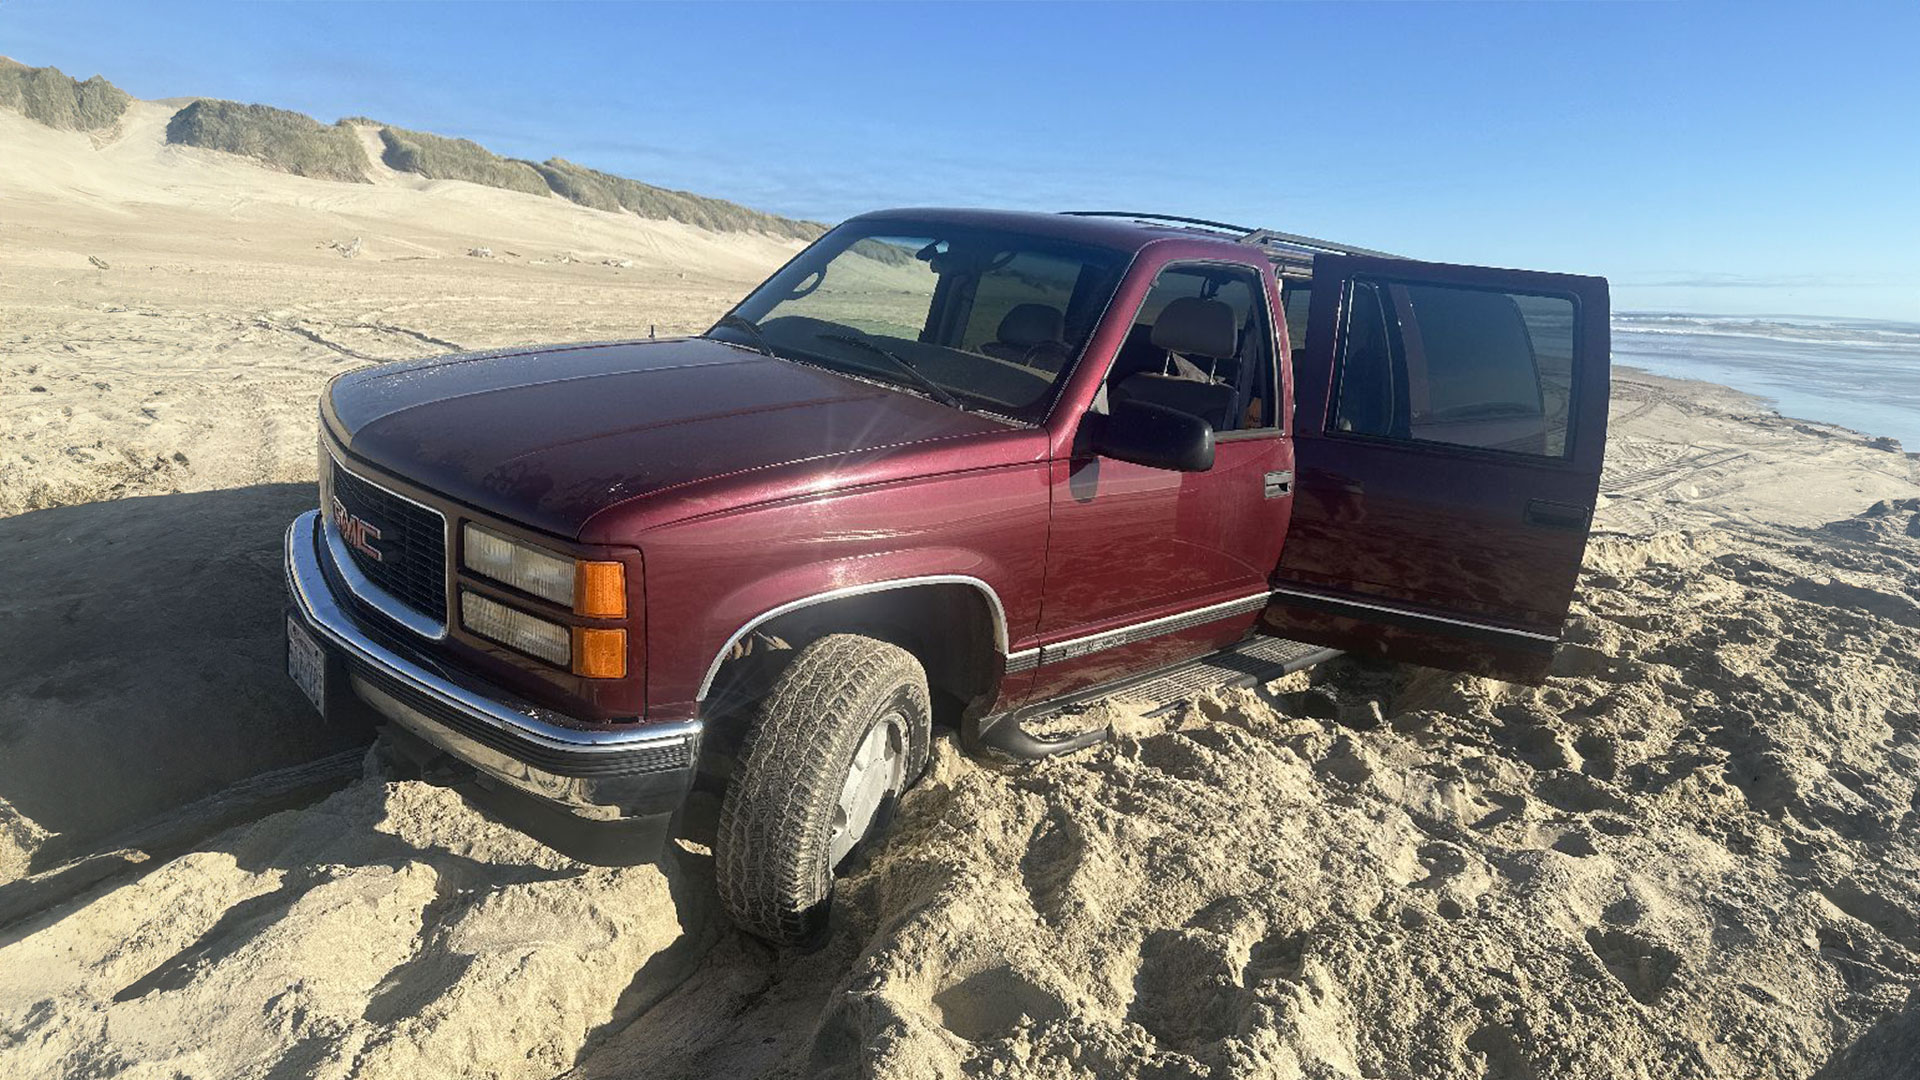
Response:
[327,456,449,630]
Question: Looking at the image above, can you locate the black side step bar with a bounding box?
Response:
[968,636,1340,760]
[970,718,1110,759]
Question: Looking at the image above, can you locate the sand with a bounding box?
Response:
[3,95,1919,1079]
[0,101,800,517]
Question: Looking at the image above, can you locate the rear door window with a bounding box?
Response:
[1331,278,1577,457]
[1332,281,1397,438]
[1281,282,1312,360]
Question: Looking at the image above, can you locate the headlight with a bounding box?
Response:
[463,524,574,606]
[460,590,628,677]
[461,590,571,666]
[463,524,626,616]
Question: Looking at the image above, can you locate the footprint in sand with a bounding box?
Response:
[931,965,1068,1043]
[1584,928,1681,1005]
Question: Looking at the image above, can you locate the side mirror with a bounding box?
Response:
[1091,399,1215,472]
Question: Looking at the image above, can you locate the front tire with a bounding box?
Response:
[714,634,931,945]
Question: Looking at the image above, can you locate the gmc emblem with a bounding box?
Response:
[330,496,384,562]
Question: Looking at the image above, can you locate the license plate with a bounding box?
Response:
[287,615,326,715]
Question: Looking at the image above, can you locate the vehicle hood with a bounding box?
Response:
[326,338,1011,538]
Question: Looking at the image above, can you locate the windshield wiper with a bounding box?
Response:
[815,332,967,412]
[711,313,773,356]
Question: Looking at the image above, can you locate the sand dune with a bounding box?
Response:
[0,103,801,516]
[3,91,1920,1079]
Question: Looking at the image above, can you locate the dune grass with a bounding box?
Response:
[376,125,551,197]
[533,158,824,240]
[164,99,371,183]
[0,57,131,131]
[364,130,825,240]
[4,50,822,238]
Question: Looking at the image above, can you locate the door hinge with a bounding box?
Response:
[1264,470,1293,498]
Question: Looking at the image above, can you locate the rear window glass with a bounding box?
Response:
[1331,279,1577,457]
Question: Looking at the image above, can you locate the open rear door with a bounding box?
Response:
[1265,254,1609,684]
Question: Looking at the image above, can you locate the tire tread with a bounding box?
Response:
[714,634,930,944]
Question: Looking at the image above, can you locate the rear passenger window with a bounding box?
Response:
[1281,282,1312,359]
[1330,278,1576,457]
[1333,282,1396,438]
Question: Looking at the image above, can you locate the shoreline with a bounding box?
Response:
[1596,365,1920,537]
[1614,363,1912,456]
[1611,315,1920,452]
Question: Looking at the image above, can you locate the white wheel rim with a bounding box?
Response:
[828,710,906,868]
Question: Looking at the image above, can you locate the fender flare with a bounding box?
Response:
[694,574,1012,702]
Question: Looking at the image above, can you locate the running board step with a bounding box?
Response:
[970,637,1340,760]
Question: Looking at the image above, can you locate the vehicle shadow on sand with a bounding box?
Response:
[0,483,372,876]
[0,484,798,1078]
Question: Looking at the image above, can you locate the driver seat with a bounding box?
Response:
[1111,296,1241,430]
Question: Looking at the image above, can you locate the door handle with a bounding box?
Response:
[1525,499,1592,530]
[1264,470,1293,498]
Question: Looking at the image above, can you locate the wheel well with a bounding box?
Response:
[700,583,1001,759]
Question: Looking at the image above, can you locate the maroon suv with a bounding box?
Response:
[284,208,1609,943]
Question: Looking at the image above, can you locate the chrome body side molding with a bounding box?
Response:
[1267,584,1560,644]
[1036,591,1271,666]
[696,576,1560,713]
[1004,648,1041,674]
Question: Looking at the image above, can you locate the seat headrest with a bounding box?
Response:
[1150,296,1237,359]
[996,303,1065,348]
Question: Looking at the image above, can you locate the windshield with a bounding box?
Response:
[708,220,1129,423]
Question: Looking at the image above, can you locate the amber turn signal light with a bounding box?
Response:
[571,627,627,679]
[574,561,626,618]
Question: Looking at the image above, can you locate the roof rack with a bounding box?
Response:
[1059,211,1404,277]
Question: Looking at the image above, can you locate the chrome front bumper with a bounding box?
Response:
[284,509,699,823]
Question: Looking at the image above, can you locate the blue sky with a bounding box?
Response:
[3,0,1916,320]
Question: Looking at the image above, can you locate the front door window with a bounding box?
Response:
[1098,263,1280,434]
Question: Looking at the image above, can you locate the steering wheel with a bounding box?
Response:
[1015,339,1072,372]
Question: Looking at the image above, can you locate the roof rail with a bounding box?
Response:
[1061,210,1256,235]
[1060,210,1404,263]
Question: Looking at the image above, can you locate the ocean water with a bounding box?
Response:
[1611,314,1920,451]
